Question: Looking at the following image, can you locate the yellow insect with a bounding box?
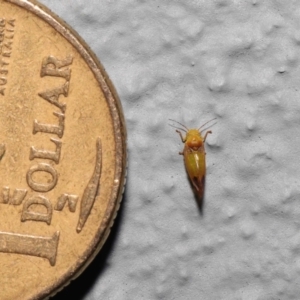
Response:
[169,118,216,205]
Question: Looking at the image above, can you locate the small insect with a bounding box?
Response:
[169,118,216,204]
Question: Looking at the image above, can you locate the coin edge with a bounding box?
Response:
[4,0,127,299]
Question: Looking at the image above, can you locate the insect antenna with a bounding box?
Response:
[198,118,217,130]
[169,119,189,132]
[200,122,217,133]
[168,119,189,131]
[168,123,187,132]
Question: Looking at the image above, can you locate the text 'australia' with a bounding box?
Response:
[0,18,15,96]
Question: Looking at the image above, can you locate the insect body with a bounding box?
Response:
[170,119,215,202]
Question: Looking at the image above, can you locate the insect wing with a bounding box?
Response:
[183,147,206,199]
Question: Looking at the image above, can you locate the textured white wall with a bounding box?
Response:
[37,1,300,299]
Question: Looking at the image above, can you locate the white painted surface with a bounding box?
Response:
[37,1,300,299]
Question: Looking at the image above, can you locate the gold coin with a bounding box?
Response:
[0,0,126,299]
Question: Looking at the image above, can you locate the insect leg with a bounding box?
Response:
[176,130,186,143]
[203,130,212,142]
